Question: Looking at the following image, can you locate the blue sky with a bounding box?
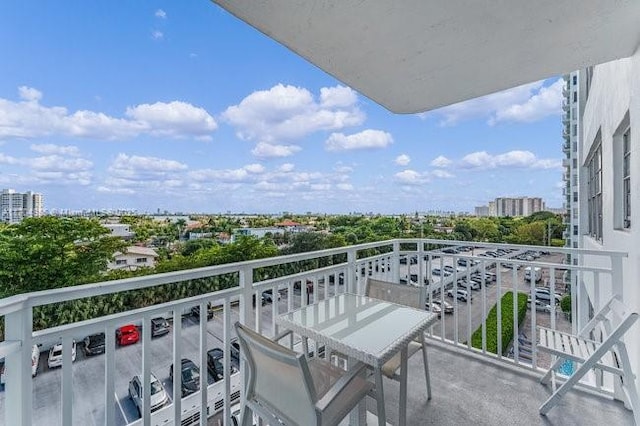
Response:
[0,1,565,214]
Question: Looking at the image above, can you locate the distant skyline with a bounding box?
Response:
[0,2,564,214]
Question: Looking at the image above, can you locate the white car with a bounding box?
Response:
[528,298,552,313]
[447,288,472,302]
[128,373,169,416]
[48,341,77,369]
[1,344,40,384]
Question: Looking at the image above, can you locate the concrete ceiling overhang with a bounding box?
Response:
[212,0,640,113]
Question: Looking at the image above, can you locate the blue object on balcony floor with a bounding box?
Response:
[557,359,574,376]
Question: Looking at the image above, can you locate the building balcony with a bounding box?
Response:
[562,100,570,112]
[0,239,634,425]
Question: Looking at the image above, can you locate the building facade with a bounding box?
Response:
[476,197,545,217]
[575,45,640,400]
[0,189,43,224]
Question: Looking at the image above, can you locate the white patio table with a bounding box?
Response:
[276,293,438,426]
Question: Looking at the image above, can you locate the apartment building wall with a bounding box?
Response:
[579,46,640,393]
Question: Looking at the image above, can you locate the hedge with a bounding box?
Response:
[471,292,528,355]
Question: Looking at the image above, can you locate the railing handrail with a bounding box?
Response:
[0,238,625,315]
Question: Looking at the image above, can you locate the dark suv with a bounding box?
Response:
[191,303,215,320]
[83,333,105,356]
[170,358,200,397]
[151,317,170,338]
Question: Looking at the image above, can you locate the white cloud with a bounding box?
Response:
[431,169,455,179]
[278,163,295,172]
[0,153,19,164]
[151,30,164,40]
[394,154,411,166]
[30,143,81,157]
[31,155,92,172]
[109,154,187,181]
[427,79,561,126]
[319,86,358,108]
[0,87,217,141]
[125,101,217,140]
[430,155,452,168]
[336,183,354,191]
[18,86,42,102]
[490,79,564,125]
[97,186,136,195]
[251,142,301,158]
[155,9,167,19]
[223,84,364,143]
[460,150,562,170]
[325,129,393,152]
[394,170,425,185]
[244,163,265,174]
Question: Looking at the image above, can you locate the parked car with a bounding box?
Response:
[83,333,106,356]
[1,344,40,384]
[534,287,562,304]
[230,338,240,365]
[207,348,238,381]
[116,324,140,346]
[431,299,454,314]
[457,258,476,267]
[425,302,442,316]
[191,303,215,320]
[151,317,170,338]
[128,373,169,416]
[447,288,472,302]
[261,289,281,304]
[524,267,543,282]
[527,298,552,313]
[48,341,77,368]
[170,358,200,397]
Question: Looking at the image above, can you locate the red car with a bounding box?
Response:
[116,325,140,346]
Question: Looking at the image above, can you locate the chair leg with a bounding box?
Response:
[421,335,432,400]
[540,356,600,415]
[540,357,564,386]
[241,405,253,426]
[374,367,386,426]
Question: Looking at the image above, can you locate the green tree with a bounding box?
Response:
[0,217,126,297]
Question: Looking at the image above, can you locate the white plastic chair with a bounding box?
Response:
[537,295,639,424]
[234,321,373,426]
[365,278,432,399]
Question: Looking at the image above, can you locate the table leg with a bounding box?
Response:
[399,346,408,426]
[374,366,386,426]
[348,357,367,426]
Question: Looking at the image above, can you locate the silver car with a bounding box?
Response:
[128,373,169,416]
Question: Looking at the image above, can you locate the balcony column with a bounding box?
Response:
[611,255,627,406]
[346,247,357,294]
[392,240,401,284]
[239,266,253,326]
[4,306,33,426]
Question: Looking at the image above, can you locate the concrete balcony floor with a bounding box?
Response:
[363,341,634,426]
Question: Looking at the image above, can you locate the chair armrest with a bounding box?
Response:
[315,361,368,411]
[272,329,293,342]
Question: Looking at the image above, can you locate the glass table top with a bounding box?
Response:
[276,293,437,366]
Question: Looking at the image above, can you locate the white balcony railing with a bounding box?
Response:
[0,239,628,426]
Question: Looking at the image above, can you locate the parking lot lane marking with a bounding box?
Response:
[115,392,129,425]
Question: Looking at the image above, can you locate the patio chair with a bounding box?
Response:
[537,294,640,424]
[234,321,373,426]
[365,278,433,400]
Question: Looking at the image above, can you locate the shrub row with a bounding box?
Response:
[471,291,528,355]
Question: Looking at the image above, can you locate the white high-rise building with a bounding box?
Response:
[573,47,640,398]
[0,189,44,224]
[493,197,545,217]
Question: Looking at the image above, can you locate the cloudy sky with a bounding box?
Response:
[0,2,564,214]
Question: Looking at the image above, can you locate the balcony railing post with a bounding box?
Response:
[392,240,401,284]
[239,266,253,327]
[4,306,33,426]
[610,255,627,406]
[346,247,357,294]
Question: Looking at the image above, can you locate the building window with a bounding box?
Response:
[572,75,577,85]
[573,91,577,102]
[136,257,148,264]
[573,225,578,236]
[587,139,603,241]
[115,259,127,265]
[623,127,631,228]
